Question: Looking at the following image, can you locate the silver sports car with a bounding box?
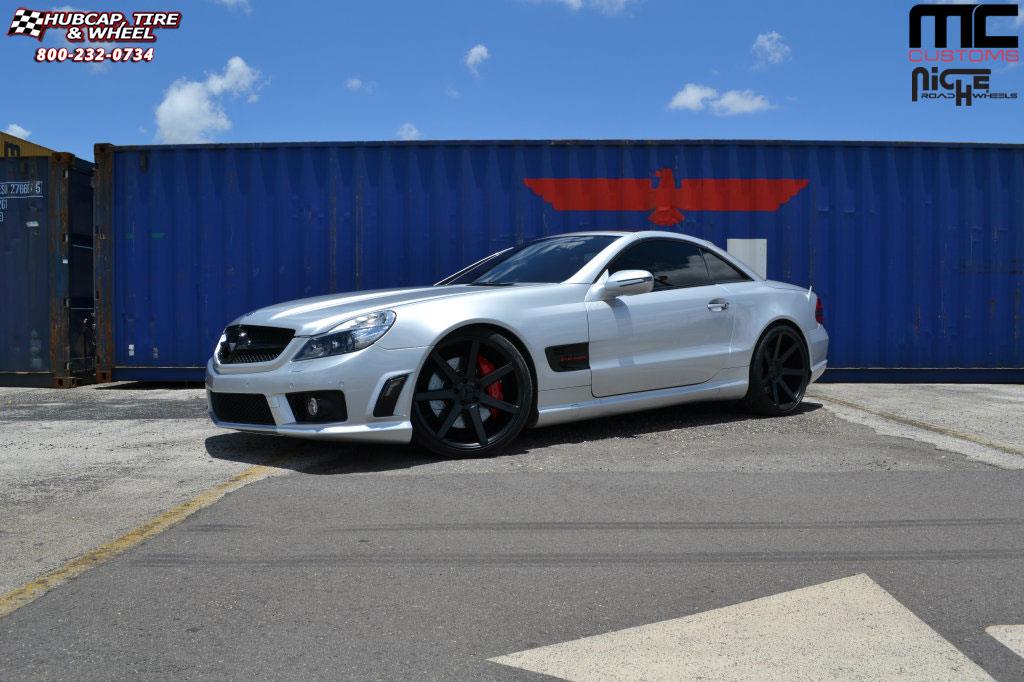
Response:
[206,230,828,456]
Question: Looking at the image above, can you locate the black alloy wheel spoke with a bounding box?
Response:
[479,394,517,413]
[774,334,784,360]
[435,403,463,439]
[415,389,456,402]
[431,351,462,386]
[777,378,797,402]
[479,363,513,387]
[467,406,488,446]
[770,380,780,405]
[465,340,480,381]
[780,368,804,377]
[778,343,798,364]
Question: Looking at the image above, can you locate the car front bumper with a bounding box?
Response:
[205,344,428,443]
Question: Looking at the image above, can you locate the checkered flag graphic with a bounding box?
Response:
[8,8,45,39]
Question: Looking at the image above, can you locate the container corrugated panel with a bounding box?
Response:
[94,140,1024,382]
[1,153,95,387]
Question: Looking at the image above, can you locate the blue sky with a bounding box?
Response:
[3,0,1023,160]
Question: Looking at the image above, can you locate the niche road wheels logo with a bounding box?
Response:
[907,3,1020,107]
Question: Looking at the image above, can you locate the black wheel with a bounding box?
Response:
[741,325,809,416]
[411,329,533,457]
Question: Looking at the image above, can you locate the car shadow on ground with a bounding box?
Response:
[94,381,206,390]
[205,401,823,475]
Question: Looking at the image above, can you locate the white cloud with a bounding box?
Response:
[588,0,637,14]
[531,0,637,14]
[667,83,719,111]
[154,56,261,143]
[4,123,31,138]
[465,43,490,75]
[752,31,791,67]
[396,122,421,141]
[711,89,774,115]
[668,83,774,116]
[445,85,461,98]
[213,0,252,13]
[344,77,376,94]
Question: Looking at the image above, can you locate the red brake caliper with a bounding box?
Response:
[476,355,504,418]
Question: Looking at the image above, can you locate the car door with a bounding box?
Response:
[700,247,759,368]
[586,239,734,398]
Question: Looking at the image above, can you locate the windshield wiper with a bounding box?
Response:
[467,281,515,286]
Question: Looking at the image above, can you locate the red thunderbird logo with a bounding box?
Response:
[524,168,809,227]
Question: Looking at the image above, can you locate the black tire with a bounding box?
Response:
[741,324,810,416]
[411,328,534,458]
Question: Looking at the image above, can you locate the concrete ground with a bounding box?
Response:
[808,383,1024,469]
[1,382,1023,680]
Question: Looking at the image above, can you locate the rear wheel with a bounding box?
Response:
[411,329,533,458]
[741,325,809,416]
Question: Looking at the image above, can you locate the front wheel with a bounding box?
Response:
[741,325,809,416]
[411,329,533,458]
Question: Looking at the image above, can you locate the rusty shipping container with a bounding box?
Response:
[93,140,1024,383]
[0,153,95,387]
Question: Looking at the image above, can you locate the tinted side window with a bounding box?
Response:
[446,235,618,285]
[608,240,710,290]
[702,250,752,284]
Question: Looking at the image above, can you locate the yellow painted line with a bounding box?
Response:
[815,394,1024,457]
[0,463,281,620]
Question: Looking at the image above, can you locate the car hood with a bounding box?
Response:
[230,285,523,336]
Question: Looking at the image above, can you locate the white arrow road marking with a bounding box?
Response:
[986,625,1024,659]
[490,574,993,681]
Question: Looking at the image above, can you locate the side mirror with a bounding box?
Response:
[604,269,654,297]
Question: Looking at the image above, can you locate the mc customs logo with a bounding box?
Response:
[907,3,1020,106]
[7,8,180,64]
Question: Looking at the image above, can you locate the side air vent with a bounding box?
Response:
[545,343,589,372]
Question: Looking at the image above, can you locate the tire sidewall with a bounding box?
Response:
[744,325,809,416]
[412,329,534,458]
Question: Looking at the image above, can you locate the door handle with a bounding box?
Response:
[707,298,729,312]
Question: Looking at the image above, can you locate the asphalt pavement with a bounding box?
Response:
[1,383,1023,680]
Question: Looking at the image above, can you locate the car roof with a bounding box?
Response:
[550,230,714,248]
[557,230,758,284]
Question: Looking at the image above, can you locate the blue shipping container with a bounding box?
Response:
[1,153,94,387]
[93,140,1024,382]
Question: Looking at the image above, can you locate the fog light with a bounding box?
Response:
[286,390,347,423]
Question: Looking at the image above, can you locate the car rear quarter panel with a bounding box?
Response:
[718,281,825,369]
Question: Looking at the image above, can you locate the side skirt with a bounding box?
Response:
[532,366,749,428]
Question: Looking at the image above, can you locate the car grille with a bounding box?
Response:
[209,392,275,425]
[217,325,295,364]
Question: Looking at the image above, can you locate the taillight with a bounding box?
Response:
[815,297,824,325]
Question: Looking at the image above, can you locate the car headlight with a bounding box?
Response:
[293,310,396,361]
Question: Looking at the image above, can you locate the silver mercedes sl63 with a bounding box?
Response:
[206,230,828,457]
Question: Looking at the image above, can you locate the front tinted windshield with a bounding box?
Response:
[444,235,618,285]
